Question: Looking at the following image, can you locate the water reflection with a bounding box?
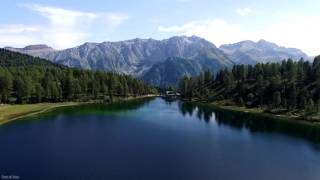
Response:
[2,97,320,180]
[178,100,320,145]
[12,97,155,124]
[54,97,154,114]
[7,97,320,147]
[178,101,196,117]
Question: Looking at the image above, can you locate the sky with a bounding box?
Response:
[1,0,320,56]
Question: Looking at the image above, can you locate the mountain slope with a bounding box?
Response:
[0,48,64,68]
[142,56,229,87]
[6,36,234,75]
[141,57,202,87]
[0,48,155,104]
[220,40,309,64]
[5,44,56,58]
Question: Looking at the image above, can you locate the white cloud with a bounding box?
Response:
[0,4,128,49]
[159,23,196,32]
[258,15,320,56]
[159,19,252,46]
[0,24,41,47]
[103,13,129,27]
[236,8,252,16]
[0,24,39,34]
[23,4,98,26]
[159,16,320,56]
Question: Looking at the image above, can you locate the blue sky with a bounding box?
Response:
[1,0,320,55]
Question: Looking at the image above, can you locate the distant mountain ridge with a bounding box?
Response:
[220,39,309,64]
[42,36,232,74]
[5,44,56,57]
[4,36,311,86]
[142,56,226,87]
[5,36,234,86]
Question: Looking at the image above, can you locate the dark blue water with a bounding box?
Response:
[1,98,320,180]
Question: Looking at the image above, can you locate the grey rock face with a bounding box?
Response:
[220,40,309,64]
[5,44,56,57]
[9,37,309,86]
[6,36,234,77]
[141,56,228,87]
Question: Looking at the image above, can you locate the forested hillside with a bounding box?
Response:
[142,57,222,87]
[0,49,64,68]
[0,49,156,104]
[179,57,320,118]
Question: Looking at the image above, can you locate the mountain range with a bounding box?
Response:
[4,36,311,86]
[220,40,309,64]
[5,44,56,57]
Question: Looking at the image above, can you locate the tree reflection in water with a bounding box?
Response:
[178,101,320,147]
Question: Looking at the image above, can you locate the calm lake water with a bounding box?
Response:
[1,97,320,180]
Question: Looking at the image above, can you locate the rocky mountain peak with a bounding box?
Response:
[23,44,54,51]
[220,40,309,64]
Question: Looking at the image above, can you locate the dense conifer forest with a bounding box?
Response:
[179,56,320,118]
[0,49,156,104]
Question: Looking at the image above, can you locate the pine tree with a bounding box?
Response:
[288,84,297,110]
[178,57,320,116]
[34,83,44,103]
[273,91,281,109]
[305,98,315,119]
[0,74,12,103]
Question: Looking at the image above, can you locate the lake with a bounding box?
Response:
[1,97,320,180]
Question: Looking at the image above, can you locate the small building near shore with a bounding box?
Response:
[165,91,181,98]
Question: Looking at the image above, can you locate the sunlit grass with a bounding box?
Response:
[0,103,79,125]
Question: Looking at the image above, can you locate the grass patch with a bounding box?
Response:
[0,102,80,125]
[0,95,157,126]
[207,101,320,126]
[211,103,263,114]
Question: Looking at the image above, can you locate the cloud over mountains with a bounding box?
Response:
[0,4,128,49]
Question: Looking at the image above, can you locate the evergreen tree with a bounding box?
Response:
[0,74,12,103]
[305,98,315,118]
[0,49,156,104]
[272,91,281,109]
[179,56,320,119]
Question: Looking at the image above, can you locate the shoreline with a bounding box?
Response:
[180,99,320,127]
[213,105,320,126]
[0,102,81,126]
[0,95,157,126]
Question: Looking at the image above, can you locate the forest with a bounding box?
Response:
[0,49,156,104]
[179,56,320,118]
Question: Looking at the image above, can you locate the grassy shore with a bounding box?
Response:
[207,102,320,125]
[0,95,158,126]
[179,98,320,125]
[0,102,81,125]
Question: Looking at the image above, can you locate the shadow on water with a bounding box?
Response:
[4,97,320,148]
[48,97,154,116]
[2,97,154,127]
[177,101,213,123]
[177,101,320,147]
